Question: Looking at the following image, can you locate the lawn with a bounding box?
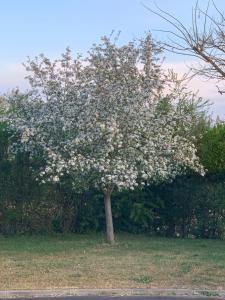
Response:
[0,233,225,290]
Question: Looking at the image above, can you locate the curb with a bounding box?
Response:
[0,288,224,299]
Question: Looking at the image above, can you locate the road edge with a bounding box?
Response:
[0,288,224,299]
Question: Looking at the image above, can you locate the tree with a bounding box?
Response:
[145,1,225,94]
[199,122,225,174]
[7,35,204,244]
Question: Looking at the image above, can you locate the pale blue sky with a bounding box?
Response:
[0,0,225,117]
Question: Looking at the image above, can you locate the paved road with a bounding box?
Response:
[1,296,221,300]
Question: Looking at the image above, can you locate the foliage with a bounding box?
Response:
[198,122,225,174]
[5,34,206,243]
[8,36,204,193]
[1,35,225,240]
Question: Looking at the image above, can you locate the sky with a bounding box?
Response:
[0,0,224,117]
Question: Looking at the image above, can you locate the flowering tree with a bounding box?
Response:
[8,35,204,244]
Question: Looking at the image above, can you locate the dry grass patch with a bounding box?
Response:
[0,233,225,289]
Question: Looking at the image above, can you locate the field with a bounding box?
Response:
[0,233,225,290]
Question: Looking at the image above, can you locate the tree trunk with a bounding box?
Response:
[104,190,114,244]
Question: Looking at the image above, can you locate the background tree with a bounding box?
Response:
[7,35,204,244]
[198,122,225,174]
[145,1,225,94]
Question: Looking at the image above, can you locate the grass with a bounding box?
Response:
[0,233,225,290]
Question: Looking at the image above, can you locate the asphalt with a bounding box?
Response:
[0,297,222,300]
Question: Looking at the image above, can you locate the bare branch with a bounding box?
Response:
[145,0,225,93]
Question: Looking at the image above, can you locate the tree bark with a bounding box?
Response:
[104,190,114,244]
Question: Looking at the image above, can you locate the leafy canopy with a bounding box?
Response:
[7,35,204,193]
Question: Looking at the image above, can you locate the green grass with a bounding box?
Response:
[0,233,225,289]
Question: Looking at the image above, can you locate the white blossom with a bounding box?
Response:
[7,35,204,193]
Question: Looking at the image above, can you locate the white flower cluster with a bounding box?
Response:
[7,35,204,193]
